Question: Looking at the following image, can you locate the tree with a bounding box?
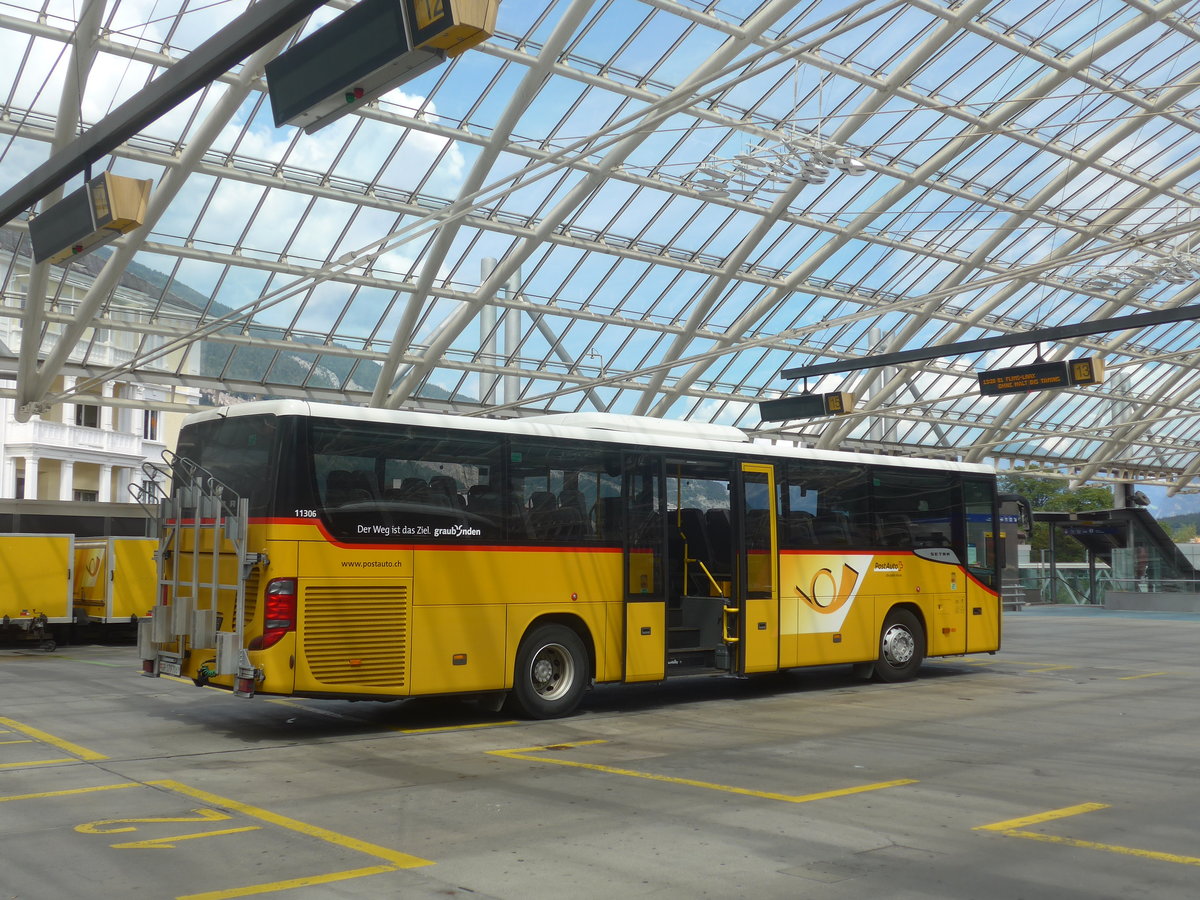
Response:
[998,471,1114,562]
[1161,521,1197,543]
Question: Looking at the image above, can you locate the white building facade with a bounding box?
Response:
[0,247,198,504]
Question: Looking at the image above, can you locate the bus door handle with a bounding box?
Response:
[722,605,740,643]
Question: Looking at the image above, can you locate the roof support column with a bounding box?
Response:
[15,0,108,422]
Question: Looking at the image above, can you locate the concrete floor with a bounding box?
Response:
[3,607,1200,899]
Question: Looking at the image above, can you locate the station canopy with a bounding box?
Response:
[3,0,1200,493]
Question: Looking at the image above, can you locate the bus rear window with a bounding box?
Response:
[175,415,279,516]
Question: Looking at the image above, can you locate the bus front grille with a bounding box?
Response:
[302,584,409,687]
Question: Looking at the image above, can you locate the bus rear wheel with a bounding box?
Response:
[508,623,588,719]
[872,607,925,683]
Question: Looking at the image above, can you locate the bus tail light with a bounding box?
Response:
[250,578,297,650]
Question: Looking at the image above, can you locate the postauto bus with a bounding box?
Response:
[140,401,1004,718]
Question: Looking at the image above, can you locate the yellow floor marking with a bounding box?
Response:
[177,865,400,900]
[977,803,1110,832]
[1118,672,1168,680]
[149,780,433,869]
[977,803,1200,867]
[78,807,236,834]
[490,741,917,804]
[1024,664,1074,673]
[0,716,107,761]
[0,757,79,770]
[0,739,35,745]
[111,826,261,849]
[0,783,140,803]
[395,720,519,735]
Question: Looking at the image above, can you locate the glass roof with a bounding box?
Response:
[3,0,1200,491]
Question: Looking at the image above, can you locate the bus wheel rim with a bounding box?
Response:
[530,643,574,700]
[882,624,915,666]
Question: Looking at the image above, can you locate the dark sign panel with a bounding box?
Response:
[977,356,1106,396]
[977,360,1071,395]
[29,183,94,263]
[266,0,442,132]
[759,391,855,422]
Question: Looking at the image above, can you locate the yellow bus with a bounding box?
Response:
[140,401,1004,718]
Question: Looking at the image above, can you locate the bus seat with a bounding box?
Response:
[528,491,558,538]
[398,477,431,502]
[547,506,585,539]
[558,489,587,518]
[595,496,624,540]
[705,508,732,573]
[784,511,815,546]
[326,469,371,506]
[467,485,499,518]
[814,512,851,545]
[878,512,912,547]
[430,475,465,508]
[677,508,713,567]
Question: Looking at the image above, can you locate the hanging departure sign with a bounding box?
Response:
[977,356,1106,396]
[266,0,499,134]
[404,0,499,56]
[759,391,856,422]
[29,172,152,265]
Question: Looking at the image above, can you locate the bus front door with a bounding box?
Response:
[737,463,779,674]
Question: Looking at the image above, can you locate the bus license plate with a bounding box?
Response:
[158,654,182,677]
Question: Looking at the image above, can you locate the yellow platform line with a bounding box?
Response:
[977,802,1109,832]
[0,782,140,803]
[177,865,401,900]
[0,716,107,761]
[149,780,433,869]
[489,741,916,804]
[1118,672,1168,680]
[977,803,1200,867]
[0,757,80,770]
[396,720,519,735]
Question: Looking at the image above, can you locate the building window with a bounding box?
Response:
[15,476,24,499]
[143,409,160,441]
[73,490,99,502]
[75,404,100,428]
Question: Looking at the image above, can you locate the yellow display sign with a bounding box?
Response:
[412,0,445,29]
[405,0,499,57]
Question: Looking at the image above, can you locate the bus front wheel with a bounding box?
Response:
[872,607,925,683]
[508,624,588,719]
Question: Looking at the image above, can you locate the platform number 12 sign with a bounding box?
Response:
[413,0,446,29]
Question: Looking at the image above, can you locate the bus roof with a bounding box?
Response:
[183,400,994,476]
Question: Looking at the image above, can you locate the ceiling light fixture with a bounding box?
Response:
[687,130,867,200]
[1080,245,1200,292]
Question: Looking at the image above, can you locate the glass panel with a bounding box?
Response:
[743,469,775,599]
[871,468,958,552]
[309,420,504,543]
[779,460,870,550]
[964,477,998,581]
[175,414,279,517]
[626,454,663,599]
[507,439,622,543]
